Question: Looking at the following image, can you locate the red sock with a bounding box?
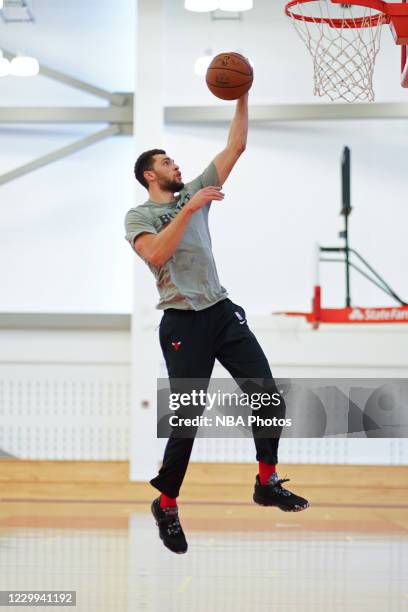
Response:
[160,493,177,508]
[258,461,277,484]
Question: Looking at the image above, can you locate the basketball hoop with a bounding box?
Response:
[275,146,408,328]
[285,0,408,102]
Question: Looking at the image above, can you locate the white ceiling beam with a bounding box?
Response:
[0,52,132,186]
[1,43,406,188]
[0,125,120,186]
[2,48,128,106]
[1,101,408,127]
[165,102,408,123]
[0,103,133,124]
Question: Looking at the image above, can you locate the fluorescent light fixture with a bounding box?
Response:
[194,53,214,76]
[0,0,3,10]
[185,0,218,11]
[0,50,10,77]
[9,55,40,77]
[219,0,253,10]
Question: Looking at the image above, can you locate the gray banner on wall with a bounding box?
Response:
[156,378,408,439]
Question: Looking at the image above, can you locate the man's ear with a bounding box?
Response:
[144,170,155,185]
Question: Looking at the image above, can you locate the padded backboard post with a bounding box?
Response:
[402,0,408,86]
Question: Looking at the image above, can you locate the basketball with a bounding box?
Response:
[206,52,253,101]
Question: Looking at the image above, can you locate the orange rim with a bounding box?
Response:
[285,0,389,28]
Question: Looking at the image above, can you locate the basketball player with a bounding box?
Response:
[125,92,309,555]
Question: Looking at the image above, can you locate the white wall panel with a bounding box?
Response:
[1,316,408,465]
[189,317,408,465]
[0,319,130,460]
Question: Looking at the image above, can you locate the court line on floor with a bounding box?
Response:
[1,498,408,509]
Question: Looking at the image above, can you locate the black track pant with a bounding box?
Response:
[150,297,283,498]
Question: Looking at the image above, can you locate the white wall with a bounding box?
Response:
[2,315,407,465]
[0,0,407,315]
[1,130,135,313]
[0,0,136,314]
[165,119,408,314]
[0,315,131,460]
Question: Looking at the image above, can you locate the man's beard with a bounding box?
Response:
[160,179,185,193]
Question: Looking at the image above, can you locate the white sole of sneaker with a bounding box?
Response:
[278,502,310,512]
[253,494,310,512]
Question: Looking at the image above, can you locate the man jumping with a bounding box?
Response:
[124,92,309,555]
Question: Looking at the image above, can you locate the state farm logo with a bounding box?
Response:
[366,308,408,321]
[349,309,365,321]
[348,307,408,322]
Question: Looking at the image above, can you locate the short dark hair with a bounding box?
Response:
[134,148,165,189]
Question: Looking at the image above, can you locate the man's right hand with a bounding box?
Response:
[187,186,224,212]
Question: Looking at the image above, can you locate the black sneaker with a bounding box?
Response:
[253,473,310,512]
[151,497,188,554]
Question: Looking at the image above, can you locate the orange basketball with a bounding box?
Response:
[206,52,253,101]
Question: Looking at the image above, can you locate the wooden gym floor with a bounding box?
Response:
[0,461,407,611]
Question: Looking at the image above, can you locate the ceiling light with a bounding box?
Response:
[9,55,39,77]
[185,0,219,12]
[0,0,3,10]
[0,51,10,77]
[218,0,253,10]
[194,51,214,76]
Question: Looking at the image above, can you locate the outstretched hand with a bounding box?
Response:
[187,186,224,212]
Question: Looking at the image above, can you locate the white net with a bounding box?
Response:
[286,1,387,102]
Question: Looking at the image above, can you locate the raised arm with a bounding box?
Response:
[212,92,248,185]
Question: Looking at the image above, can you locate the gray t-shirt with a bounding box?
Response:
[124,162,228,311]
